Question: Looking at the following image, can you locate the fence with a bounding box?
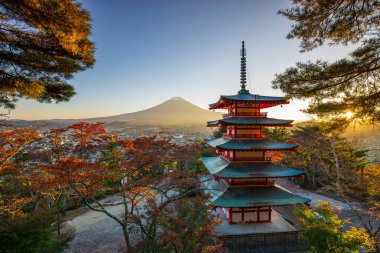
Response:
[221,231,307,253]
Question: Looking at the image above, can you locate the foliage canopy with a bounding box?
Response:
[0,0,95,110]
[296,201,374,253]
[274,0,379,122]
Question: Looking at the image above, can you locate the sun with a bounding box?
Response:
[345,111,354,119]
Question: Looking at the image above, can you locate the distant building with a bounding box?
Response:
[202,41,310,253]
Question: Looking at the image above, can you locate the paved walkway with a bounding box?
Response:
[275,178,366,229]
[64,195,127,253]
[276,179,352,209]
[64,180,365,252]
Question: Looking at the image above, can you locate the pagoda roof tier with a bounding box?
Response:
[201,156,304,179]
[205,137,298,151]
[209,93,288,110]
[203,179,311,208]
[207,116,293,127]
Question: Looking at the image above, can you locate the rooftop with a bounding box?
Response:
[209,93,288,110]
[201,156,304,178]
[205,137,298,151]
[203,179,311,208]
[207,116,293,127]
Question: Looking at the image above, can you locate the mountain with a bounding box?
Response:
[9,97,222,128]
[96,97,221,125]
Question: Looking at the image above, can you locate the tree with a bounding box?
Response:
[100,136,222,252]
[213,126,226,138]
[1,123,222,251]
[0,127,70,252]
[0,210,66,253]
[280,122,380,250]
[31,122,109,234]
[273,0,379,121]
[30,124,222,252]
[0,0,95,110]
[0,128,39,216]
[263,127,290,142]
[135,196,223,253]
[296,201,374,253]
[280,124,361,190]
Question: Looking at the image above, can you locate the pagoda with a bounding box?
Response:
[202,41,310,225]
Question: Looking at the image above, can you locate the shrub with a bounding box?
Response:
[0,211,65,253]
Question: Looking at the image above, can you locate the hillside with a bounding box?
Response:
[9,97,222,128]
[95,97,221,126]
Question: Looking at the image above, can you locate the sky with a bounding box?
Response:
[10,0,355,121]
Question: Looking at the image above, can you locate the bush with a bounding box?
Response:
[0,211,65,253]
[295,201,374,253]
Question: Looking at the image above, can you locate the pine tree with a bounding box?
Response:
[273,0,379,122]
[0,0,95,109]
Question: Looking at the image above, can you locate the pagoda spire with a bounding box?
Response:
[239,41,249,94]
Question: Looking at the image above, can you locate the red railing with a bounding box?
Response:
[223,112,268,117]
[233,157,272,162]
[223,133,268,138]
[229,178,274,186]
[219,153,272,162]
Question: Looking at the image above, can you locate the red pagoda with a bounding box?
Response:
[202,41,310,224]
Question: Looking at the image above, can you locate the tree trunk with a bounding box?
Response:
[57,212,61,235]
[360,165,365,196]
[122,226,132,252]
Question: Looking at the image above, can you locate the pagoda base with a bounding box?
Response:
[215,209,307,253]
[221,206,272,224]
[215,209,296,236]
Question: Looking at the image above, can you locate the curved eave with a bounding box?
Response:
[209,94,289,110]
[201,156,304,179]
[207,120,219,127]
[203,180,311,208]
[205,137,298,151]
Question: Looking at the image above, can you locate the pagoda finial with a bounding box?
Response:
[239,41,249,94]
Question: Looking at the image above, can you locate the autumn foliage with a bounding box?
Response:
[0,128,39,216]
[0,0,95,110]
[0,122,223,252]
[296,201,374,253]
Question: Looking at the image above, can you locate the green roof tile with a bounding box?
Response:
[201,156,304,178]
[203,179,311,208]
[209,93,287,108]
[205,137,298,151]
[222,93,286,102]
[207,117,293,126]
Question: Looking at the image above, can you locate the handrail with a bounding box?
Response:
[233,157,272,161]
[223,112,268,117]
[223,133,268,138]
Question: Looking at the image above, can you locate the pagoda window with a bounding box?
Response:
[236,107,260,114]
[235,151,263,158]
[258,207,271,222]
[234,151,264,161]
[236,128,261,134]
[244,210,257,222]
[235,127,263,138]
[227,207,272,224]
[231,210,243,223]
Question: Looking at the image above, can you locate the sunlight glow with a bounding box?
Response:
[345,111,354,119]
